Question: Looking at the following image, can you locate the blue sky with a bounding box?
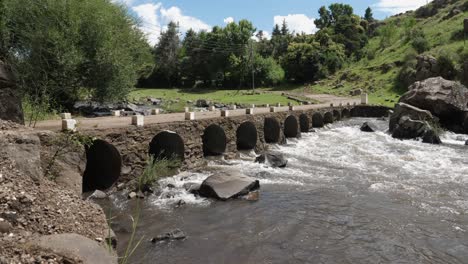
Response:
[114,0,431,45]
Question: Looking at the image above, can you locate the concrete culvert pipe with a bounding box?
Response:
[324,112,334,124]
[82,140,122,193]
[312,112,324,128]
[149,131,185,161]
[236,121,258,150]
[342,109,351,118]
[264,117,281,143]
[202,124,227,156]
[333,110,341,121]
[284,115,299,138]
[299,114,310,133]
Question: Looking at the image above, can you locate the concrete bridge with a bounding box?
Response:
[78,104,389,193]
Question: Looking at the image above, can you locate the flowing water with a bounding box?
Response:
[104,118,468,264]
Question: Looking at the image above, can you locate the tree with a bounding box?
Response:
[152,21,181,87]
[2,0,153,108]
[364,7,374,22]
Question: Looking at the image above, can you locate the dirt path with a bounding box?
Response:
[34,94,360,131]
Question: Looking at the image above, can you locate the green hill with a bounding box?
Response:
[306,0,468,107]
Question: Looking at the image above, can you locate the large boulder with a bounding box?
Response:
[199,169,260,200]
[392,116,429,139]
[255,152,288,168]
[399,77,468,131]
[415,55,440,81]
[389,103,434,132]
[32,233,117,264]
[0,61,24,124]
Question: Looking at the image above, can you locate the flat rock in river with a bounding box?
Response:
[199,169,260,200]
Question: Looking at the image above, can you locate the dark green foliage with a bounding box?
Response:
[364,7,374,22]
[1,0,153,109]
[397,50,418,89]
[437,50,458,80]
[412,36,430,53]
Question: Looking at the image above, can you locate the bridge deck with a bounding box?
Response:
[34,99,361,131]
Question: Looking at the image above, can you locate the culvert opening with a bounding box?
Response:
[299,114,310,132]
[342,109,350,118]
[149,131,185,161]
[324,112,334,124]
[264,117,281,143]
[333,110,341,121]
[237,121,257,150]
[82,140,122,193]
[284,115,299,138]
[202,124,227,156]
[312,112,324,128]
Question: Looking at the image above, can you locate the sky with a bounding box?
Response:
[112,0,432,45]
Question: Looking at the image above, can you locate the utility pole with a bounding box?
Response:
[250,41,255,93]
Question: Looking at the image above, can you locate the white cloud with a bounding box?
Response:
[252,30,271,41]
[111,0,135,6]
[223,17,235,24]
[273,14,317,35]
[374,0,432,14]
[132,3,210,46]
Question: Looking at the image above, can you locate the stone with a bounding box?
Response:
[60,113,72,119]
[392,116,430,139]
[400,77,468,131]
[196,99,209,107]
[185,112,195,120]
[131,115,144,127]
[270,107,277,113]
[415,55,440,81]
[349,89,363,96]
[246,108,254,115]
[151,229,186,243]
[111,110,121,117]
[62,119,77,132]
[230,105,237,110]
[389,103,434,132]
[208,106,216,111]
[465,140,468,146]
[361,93,368,105]
[289,105,295,111]
[243,190,259,201]
[32,233,117,264]
[422,129,442,144]
[0,60,24,124]
[255,152,288,168]
[183,183,201,195]
[360,122,378,132]
[89,190,107,199]
[0,221,11,233]
[151,109,160,115]
[128,192,137,199]
[199,169,260,200]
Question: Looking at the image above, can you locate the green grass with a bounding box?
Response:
[129,87,306,111]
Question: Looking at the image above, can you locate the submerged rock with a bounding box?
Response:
[199,169,260,200]
[389,103,434,133]
[151,229,186,243]
[360,122,378,132]
[422,129,442,144]
[392,116,429,139]
[255,152,288,168]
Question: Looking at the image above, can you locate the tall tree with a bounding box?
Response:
[364,7,374,22]
[153,21,181,87]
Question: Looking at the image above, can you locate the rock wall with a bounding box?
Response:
[0,60,24,124]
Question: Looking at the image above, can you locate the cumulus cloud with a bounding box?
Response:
[252,30,271,41]
[374,0,432,14]
[132,3,210,45]
[273,14,317,35]
[224,17,235,24]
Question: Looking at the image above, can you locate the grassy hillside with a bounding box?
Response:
[303,0,468,107]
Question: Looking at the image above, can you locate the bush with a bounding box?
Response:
[138,156,181,191]
[412,36,430,53]
[397,50,418,89]
[437,50,458,80]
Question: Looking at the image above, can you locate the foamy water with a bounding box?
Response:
[109,118,468,264]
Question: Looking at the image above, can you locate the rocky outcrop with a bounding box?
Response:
[0,61,24,124]
[255,152,288,168]
[392,116,430,139]
[360,122,378,132]
[399,77,468,132]
[389,103,434,132]
[199,169,260,200]
[415,55,440,81]
[32,234,117,264]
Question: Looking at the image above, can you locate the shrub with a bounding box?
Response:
[138,156,181,191]
[412,36,430,53]
[437,50,458,80]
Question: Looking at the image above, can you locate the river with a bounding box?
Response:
[103,117,468,264]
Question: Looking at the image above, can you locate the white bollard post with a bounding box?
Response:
[361,93,368,105]
[265,104,270,108]
[251,104,256,108]
[185,112,195,120]
[288,102,292,106]
[151,109,160,115]
[230,105,237,110]
[62,119,77,132]
[221,110,229,117]
[246,108,254,115]
[60,113,71,120]
[111,110,121,117]
[276,103,281,107]
[289,105,295,111]
[270,107,277,113]
[209,106,216,111]
[307,101,312,105]
[132,115,144,127]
